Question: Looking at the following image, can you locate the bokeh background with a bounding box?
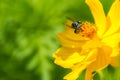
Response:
[0,0,120,80]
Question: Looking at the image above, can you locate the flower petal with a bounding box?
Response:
[64,64,86,80]
[57,32,87,48]
[85,68,94,80]
[81,39,102,53]
[104,0,120,37]
[91,46,111,70]
[102,33,120,57]
[110,55,120,67]
[85,0,106,37]
[85,46,111,80]
[84,49,97,63]
[63,49,97,80]
[53,47,86,68]
[111,47,120,57]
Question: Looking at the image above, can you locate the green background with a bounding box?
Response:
[0,0,120,80]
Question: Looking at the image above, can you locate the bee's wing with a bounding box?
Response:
[65,18,74,27]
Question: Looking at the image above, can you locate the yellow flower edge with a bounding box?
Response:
[53,0,120,80]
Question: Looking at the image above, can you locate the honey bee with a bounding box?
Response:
[65,18,82,34]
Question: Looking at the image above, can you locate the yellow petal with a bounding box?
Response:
[85,68,94,80]
[53,47,86,68]
[104,0,120,37]
[110,54,120,67]
[82,39,102,53]
[64,64,86,80]
[110,43,120,67]
[102,33,120,57]
[85,46,111,80]
[85,0,106,37]
[84,49,97,63]
[63,49,97,80]
[102,33,120,47]
[54,48,98,80]
[57,33,87,48]
[90,46,111,70]
[111,47,120,57]
[82,50,97,80]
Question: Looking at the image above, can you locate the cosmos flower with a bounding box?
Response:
[53,0,120,80]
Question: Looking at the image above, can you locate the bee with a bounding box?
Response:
[65,18,82,34]
[71,21,82,33]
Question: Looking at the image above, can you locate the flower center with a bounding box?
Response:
[80,22,97,38]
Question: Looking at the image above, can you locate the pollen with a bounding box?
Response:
[80,22,97,38]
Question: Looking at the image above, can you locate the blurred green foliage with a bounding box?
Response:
[0,0,119,80]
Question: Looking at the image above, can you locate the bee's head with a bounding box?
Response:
[71,21,81,29]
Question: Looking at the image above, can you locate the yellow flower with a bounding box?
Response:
[53,0,120,80]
